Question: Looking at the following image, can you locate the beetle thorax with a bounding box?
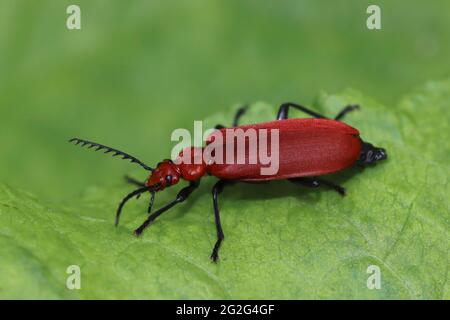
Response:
[176,147,207,181]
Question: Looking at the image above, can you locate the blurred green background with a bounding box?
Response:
[0,0,449,201]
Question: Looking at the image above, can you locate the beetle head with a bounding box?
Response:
[145,160,181,191]
[146,147,206,191]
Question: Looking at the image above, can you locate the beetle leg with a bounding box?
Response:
[133,180,200,236]
[115,186,152,226]
[124,176,146,199]
[210,179,234,263]
[232,105,249,127]
[147,190,156,213]
[277,102,326,120]
[334,104,360,121]
[214,105,248,130]
[124,175,145,187]
[289,177,346,196]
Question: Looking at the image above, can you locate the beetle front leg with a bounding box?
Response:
[210,179,233,262]
[134,180,200,236]
[115,186,151,226]
[289,177,346,196]
[124,175,147,200]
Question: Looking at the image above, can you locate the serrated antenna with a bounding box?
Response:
[69,137,154,172]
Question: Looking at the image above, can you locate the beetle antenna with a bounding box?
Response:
[69,137,154,172]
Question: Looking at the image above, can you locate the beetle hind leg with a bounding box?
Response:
[276,102,360,122]
[289,177,346,196]
[334,104,360,121]
[276,102,326,120]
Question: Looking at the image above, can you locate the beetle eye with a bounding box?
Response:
[165,175,173,185]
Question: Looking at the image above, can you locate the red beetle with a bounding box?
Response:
[70,102,387,262]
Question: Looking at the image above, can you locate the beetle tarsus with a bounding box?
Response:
[210,246,220,263]
[334,185,346,196]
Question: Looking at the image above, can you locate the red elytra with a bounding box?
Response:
[206,118,362,181]
[70,102,387,262]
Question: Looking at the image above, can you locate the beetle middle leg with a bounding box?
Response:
[289,177,346,196]
[210,179,234,262]
[214,104,249,129]
[277,102,359,121]
[277,102,326,120]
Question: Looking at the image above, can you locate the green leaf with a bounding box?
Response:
[0,80,448,299]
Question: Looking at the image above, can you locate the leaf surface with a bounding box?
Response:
[0,81,448,299]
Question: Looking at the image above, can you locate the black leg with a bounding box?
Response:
[232,105,248,127]
[289,177,346,196]
[210,180,232,262]
[334,104,360,121]
[134,181,200,236]
[214,105,248,130]
[124,175,145,187]
[124,175,146,199]
[147,191,156,213]
[277,102,326,120]
[115,186,151,226]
